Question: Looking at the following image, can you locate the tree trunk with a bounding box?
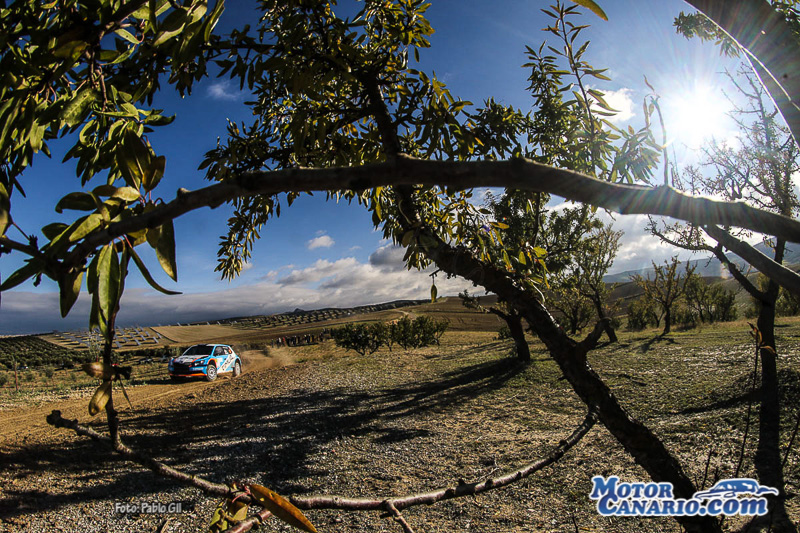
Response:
[490,308,531,362]
[662,308,671,336]
[592,296,617,343]
[418,233,722,532]
[506,313,531,362]
[754,279,795,532]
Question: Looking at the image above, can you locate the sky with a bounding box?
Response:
[0,0,747,334]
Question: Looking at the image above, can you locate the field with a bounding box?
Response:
[0,302,798,532]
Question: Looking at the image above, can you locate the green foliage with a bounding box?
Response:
[685,275,738,323]
[626,296,660,331]
[549,283,594,334]
[0,0,222,335]
[496,325,512,340]
[0,373,8,387]
[0,336,86,369]
[777,286,800,316]
[390,315,450,350]
[332,322,387,356]
[631,256,695,334]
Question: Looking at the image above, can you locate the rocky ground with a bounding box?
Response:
[0,328,797,532]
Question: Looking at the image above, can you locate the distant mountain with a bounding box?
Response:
[604,242,800,284]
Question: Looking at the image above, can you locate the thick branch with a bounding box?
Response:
[703,224,800,298]
[65,156,800,269]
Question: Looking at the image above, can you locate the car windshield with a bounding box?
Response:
[183,345,214,356]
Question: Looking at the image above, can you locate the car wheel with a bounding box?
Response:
[170,375,181,382]
[233,360,242,377]
[205,363,217,381]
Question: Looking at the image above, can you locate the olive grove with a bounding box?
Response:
[1,0,800,531]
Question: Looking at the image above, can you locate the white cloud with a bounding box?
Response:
[0,246,476,334]
[595,88,635,124]
[306,234,335,250]
[207,80,241,101]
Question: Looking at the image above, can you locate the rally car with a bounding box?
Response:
[168,344,242,381]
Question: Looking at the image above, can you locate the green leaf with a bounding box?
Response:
[154,219,177,281]
[116,130,153,190]
[59,268,84,317]
[0,260,43,291]
[128,246,181,295]
[115,28,139,45]
[143,155,165,192]
[61,88,97,127]
[42,222,69,241]
[209,497,248,533]
[0,182,10,237]
[97,245,121,326]
[113,186,142,202]
[569,0,608,21]
[56,192,97,213]
[68,213,104,242]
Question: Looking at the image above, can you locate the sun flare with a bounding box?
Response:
[667,83,731,149]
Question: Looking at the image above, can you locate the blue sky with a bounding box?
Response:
[1,0,745,334]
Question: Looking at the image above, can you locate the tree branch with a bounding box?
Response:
[46,405,597,526]
[45,410,247,503]
[290,406,599,511]
[383,502,416,533]
[703,224,800,298]
[64,155,800,271]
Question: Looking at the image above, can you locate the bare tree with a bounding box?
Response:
[632,257,696,336]
[650,67,799,529]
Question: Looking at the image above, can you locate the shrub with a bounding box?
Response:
[390,316,449,349]
[497,325,512,340]
[332,323,387,356]
[390,316,416,350]
[626,297,659,330]
[0,373,7,387]
[412,315,449,346]
[332,316,450,355]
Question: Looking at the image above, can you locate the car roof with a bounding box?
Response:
[189,343,231,347]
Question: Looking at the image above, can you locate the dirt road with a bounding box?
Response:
[0,348,290,450]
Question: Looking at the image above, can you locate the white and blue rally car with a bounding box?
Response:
[168,344,242,381]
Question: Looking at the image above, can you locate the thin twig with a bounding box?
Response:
[783,408,800,468]
[384,501,416,533]
[701,445,715,490]
[735,338,761,477]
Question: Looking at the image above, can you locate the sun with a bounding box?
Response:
[666,83,732,149]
